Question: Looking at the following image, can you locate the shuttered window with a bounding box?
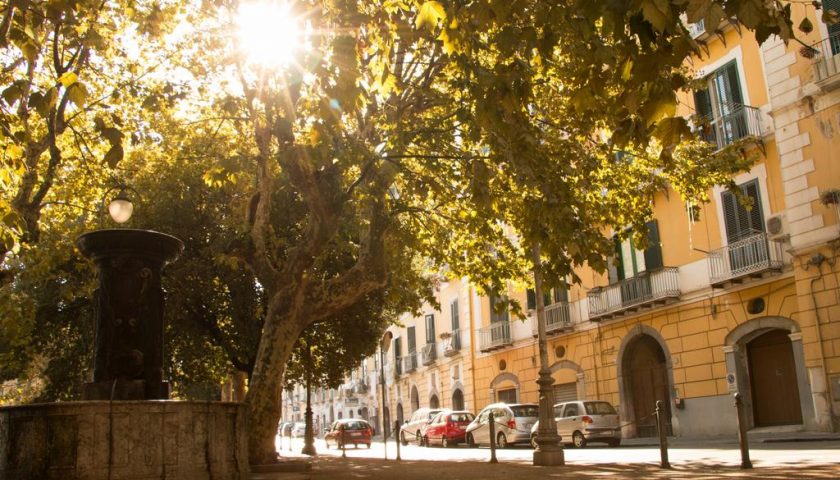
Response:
[489,294,509,323]
[825,0,840,54]
[450,300,459,331]
[643,220,663,271]
[424,314,435,344]
[608,220,663,285]
[394,337,402,362]
[721,179,764,243]
[553,382,578,403]
[407,326,416,353]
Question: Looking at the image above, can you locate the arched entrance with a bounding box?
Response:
[452,389,464,410]
[489,372,520,404]
[621,333,672,437]
[747,329,803,426]
[410,385,420,412]
[429,394,439,408]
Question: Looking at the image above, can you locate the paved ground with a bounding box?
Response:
[253,436,840,479]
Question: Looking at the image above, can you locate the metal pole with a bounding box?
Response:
[531,242,565,466]
[655,400,671,469]
[489,411,498,464]
[395,420,402,461]
[380,347,388,460]
[302,343,317,456]
[734,393,753,469]
[341,426,347,458]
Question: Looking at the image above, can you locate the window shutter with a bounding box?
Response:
[742,180,765,234]
[407,326,416,352]
[425,314,435,344]
[722,180,765,243]
[490,294,509,323]
[553,286,568,303]
[450,300,459,331]
[721,190,741,243]
[526,289,537,310]
[825,0,840,54]
[643,220,663,271]
[607,237,625,284]
[693,89,712,118]
[394,337,401,361]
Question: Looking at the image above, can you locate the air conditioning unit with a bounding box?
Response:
[766,213,789,241]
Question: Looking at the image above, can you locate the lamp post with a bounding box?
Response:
[380,331,393,460]
[100,184,138,227]
[531,242,565,466]
[302,341,317,456]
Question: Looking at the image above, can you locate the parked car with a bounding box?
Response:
[291,422,306,438]
[278,421,293,437]
[465,403,539,448]
[400,407,444,446]
[324,419,374,449]
[422,410,475,447]
[529,400,621,448]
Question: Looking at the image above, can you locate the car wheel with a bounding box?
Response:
[496,432,508,449]
[442,436,450,448]
[572,431,586,448]
[416,430,423,446]
[466,433,476,448]
[530,434,538,450]
[401,431,408,446]
[607,439,621,448]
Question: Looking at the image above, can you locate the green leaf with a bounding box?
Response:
[641,0,671,32]
[68,83,88,107]
[2,83,22,106]
[101,127,124,146]
[104,144,124,168]
[416,1,445,31]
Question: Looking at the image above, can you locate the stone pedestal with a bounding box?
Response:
[533,448,566,466]
[76,229,183,400]
[0,401,249,479]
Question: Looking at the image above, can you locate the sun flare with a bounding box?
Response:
[235,1,303,67]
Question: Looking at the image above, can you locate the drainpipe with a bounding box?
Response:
[808,253,830,426]
[468,284,478,411]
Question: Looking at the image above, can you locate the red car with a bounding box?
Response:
[324,419,373,449]
[422,411,475,447]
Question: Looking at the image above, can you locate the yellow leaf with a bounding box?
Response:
[415,1,445,31]
[58,72,78,88]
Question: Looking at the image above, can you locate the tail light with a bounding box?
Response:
[582,415,593,425]
[507,419,517,429]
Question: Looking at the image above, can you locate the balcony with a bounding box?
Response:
[354,381,369,394]
[421,343,437,366]
[403,352,418,373]
[588,267,681,321]
[442,329,462,357]
[530,301,573,336]
[811,31,840,90]
[687,19,705,39]
[708,233,784,288]
[479,322,512,352]
[696,104,762,150]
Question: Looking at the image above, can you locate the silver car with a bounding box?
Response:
[400,407,444,446]
[530,400,621,448]
[465,403,538,448]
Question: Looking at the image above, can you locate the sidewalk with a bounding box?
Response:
[620,428,840,447]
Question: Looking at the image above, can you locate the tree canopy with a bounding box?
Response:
[0,0,811,464]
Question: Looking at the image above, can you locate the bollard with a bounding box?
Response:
[287,430,292,451]
[734,393,753,469]
[395,421,402,461]
[655,400,671,469]
[488,411,498,464]
[341,427,347,458]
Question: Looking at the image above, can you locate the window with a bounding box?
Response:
[826,0,840,54]
[694,60,752,148]
[527,285,569,309]
[489,294,509,323]
[450,300,459,331]
[425,314,435,344]
[608,220,662,284]
[407,327,416,353]
[497,388,517,403]
[564,403,579,417]
[721,179,764,243]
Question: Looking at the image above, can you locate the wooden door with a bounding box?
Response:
[625,335,672,437]
[748,330,802,426]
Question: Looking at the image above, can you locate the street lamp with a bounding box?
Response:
[379,331,393,460]
[302,341,317,456]
[531,242,565,466]
[100,184,138,227]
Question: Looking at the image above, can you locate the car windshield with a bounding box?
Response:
[450,413,474,423]
[343,421,369,430]
[427,410,443,420]
[584,401,617,415]
[510,405,539,418]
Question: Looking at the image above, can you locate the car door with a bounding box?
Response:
[559,403,580,440]
[473,409,490,444]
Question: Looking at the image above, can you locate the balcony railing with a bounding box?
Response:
[443,329,461,357]
[687,19,705,38]
[530,301,573,336]
[811,31,840,89]
[588,267,681,321]
[708,232,784,287]
[696,103,762,150]
[479,322,512,352]
[421,343,437,366]
[403,351,418,373]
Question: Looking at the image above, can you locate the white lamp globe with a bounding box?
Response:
[108,193,134,224]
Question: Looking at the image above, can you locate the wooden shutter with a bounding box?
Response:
[450,300,459,331]
[490,294,509,323]
[407,326,416,352]
[742,180,765,234]
[693,88,712,118]
[607,236,625,284]
[643,220,663,271]
[527,289,537,310]
[425,314,435,344]
[825,0,840,54]
[721,180,765,243]
[394,337,402,362]
[553,286,568,303]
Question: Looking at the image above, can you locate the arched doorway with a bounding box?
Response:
[452,389,464,410]
[429,394,439,408]
[747,329,803,426]
[622,334,672,437]
[410,385,420,412]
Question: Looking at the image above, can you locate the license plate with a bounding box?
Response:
[350,432,361,437]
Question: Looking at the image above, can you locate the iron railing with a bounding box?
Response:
[708,232,784,285]
[588,267,680,320]
[403,351,418,373]
[696,103,762,150]
[811,30,840,85]
[530,301,573,335]
[687,19,705,38]
[479,322,512,352]
[443,329,461,356]
[421,343,437,366]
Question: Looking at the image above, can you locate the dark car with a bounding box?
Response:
[324,418,373,449]
[422,410,475,447]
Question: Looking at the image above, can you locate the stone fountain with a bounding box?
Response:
[0,229,249,479]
